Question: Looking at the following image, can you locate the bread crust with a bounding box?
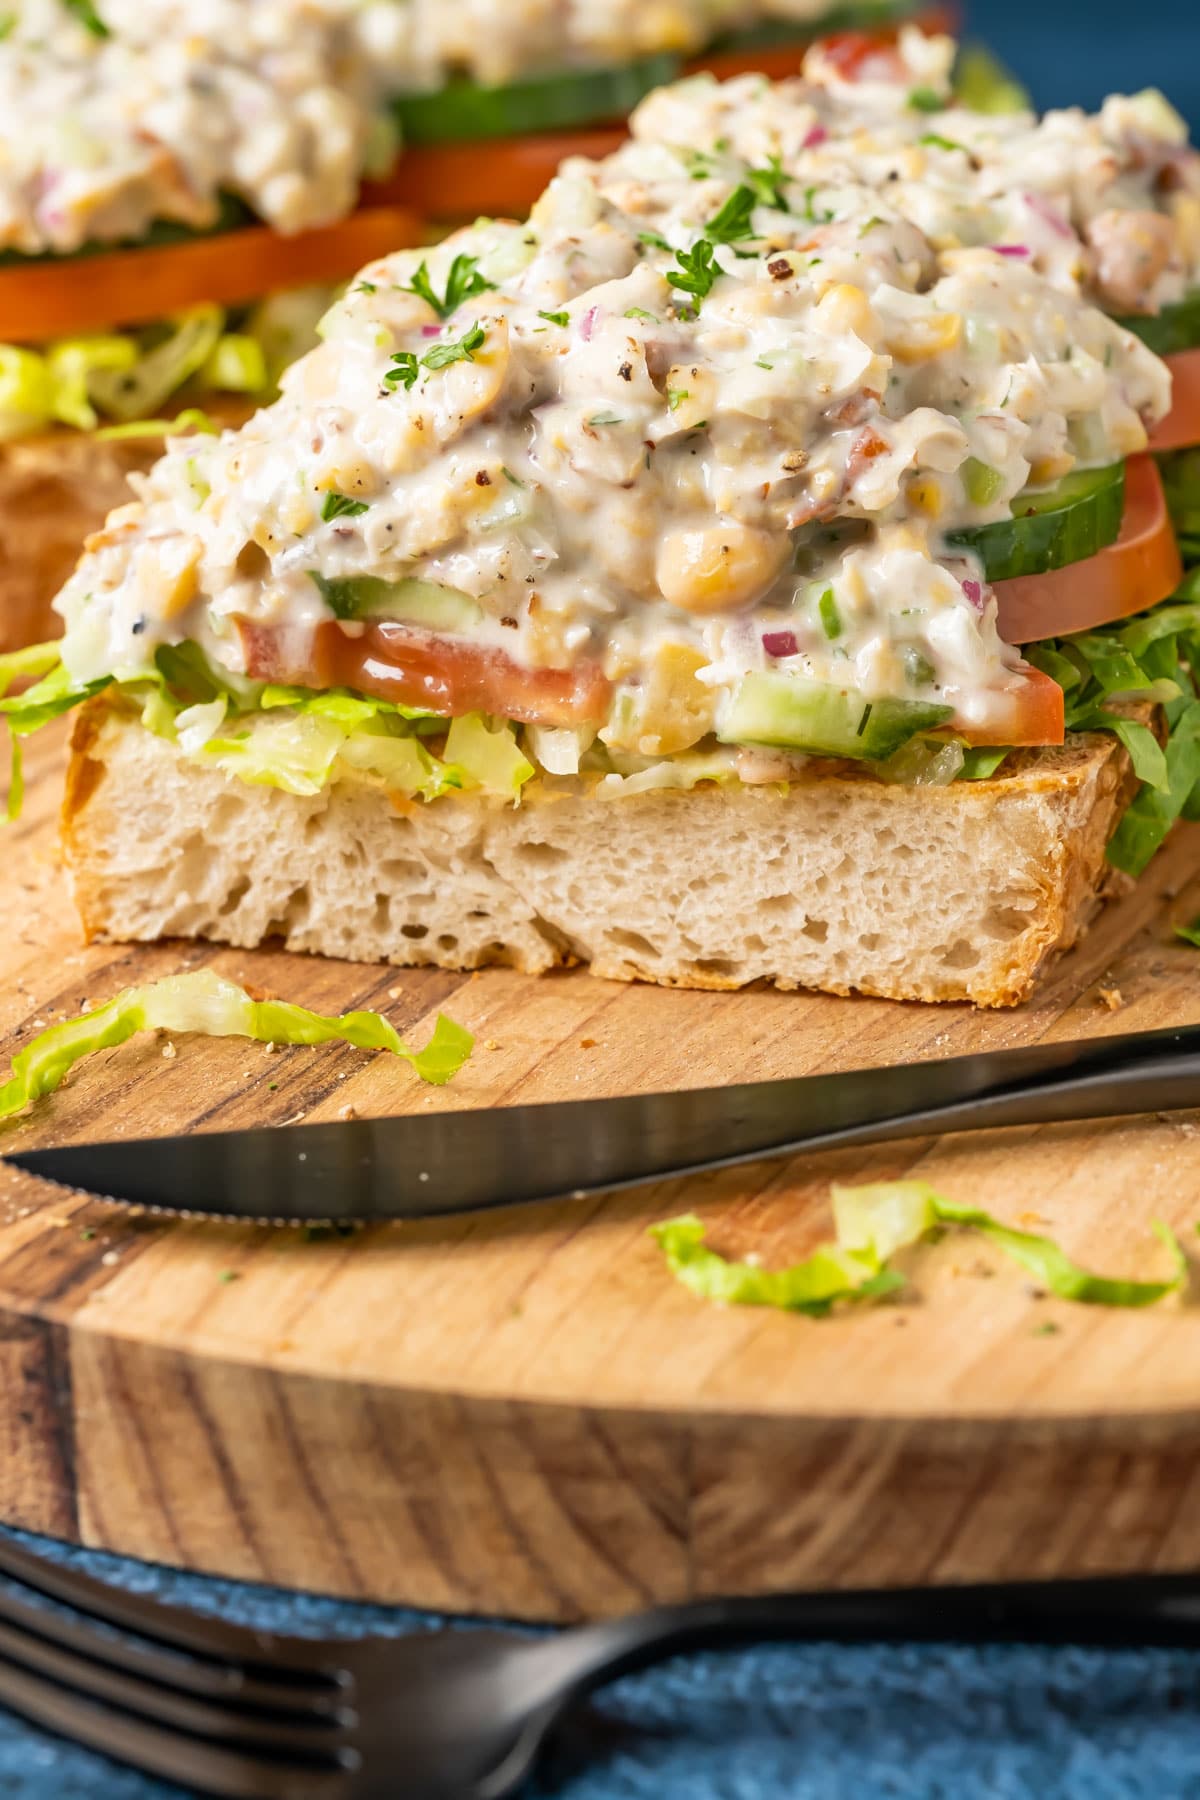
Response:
[62,697,1140,1006]
[0,403,254,654]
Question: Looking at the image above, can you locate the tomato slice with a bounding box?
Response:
[953,668,1065,747]
[364,130,627,221]
[1146,347,1200,454]
[993,455,1182,644]
[237,617,612,728]
[684,5,960,83]
[0,206,424,343]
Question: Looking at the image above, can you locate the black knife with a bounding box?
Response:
[4,1023,1200,1222]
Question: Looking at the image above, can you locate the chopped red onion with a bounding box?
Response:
[961,578,984,610]
[1024,191,1074,240]
[992,243,1030,257]
[802,123,828,148]
[421,325,442,338]
[763,630,799,658]
[580,306,600,342]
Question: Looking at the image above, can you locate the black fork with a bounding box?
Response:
[2,1533,1200,1798]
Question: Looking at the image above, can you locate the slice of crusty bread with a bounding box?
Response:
[0,430,161,654]
[0,404,254,655]
[62,695,1138,1006]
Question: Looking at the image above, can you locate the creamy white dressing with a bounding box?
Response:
[56,36,1180,756]
[633,31,1200,315]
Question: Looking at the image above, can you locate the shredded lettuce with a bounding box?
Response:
[0,639,539,818]
[46,337,137,431]
[94,407,219,442]
[1161,449,1200,561]
[0,657,109,818]
[443,712,534,799]
[0,345,53,441]
[653,1181,1186,1316]
[835,1182,1187,1308]
[595,746,740,797]
[0,288,328,443]
[1026,594,1200,876]
[649,1214,903,1318]
[0,641,62,698]
[0,970,473,1122]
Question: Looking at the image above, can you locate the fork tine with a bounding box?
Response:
[0,1610,355,1756]
[0,1535,339,1683]
[0,1574,348,1714]
[0,1646,351,1799]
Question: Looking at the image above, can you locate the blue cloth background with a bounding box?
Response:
[6,3,1200,1796]
[971,0,1198,129]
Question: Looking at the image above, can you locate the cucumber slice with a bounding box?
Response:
[718,673,953,760]
[392,55,680,147]
[0,193,253,269]
[946,461,1126,581]
[1116,291,1200,357]
[707,0,921,53]
[308,574,482,631]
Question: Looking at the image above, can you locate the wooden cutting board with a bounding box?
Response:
[3,720,1200,1622]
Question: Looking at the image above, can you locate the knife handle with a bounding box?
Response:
[815,1039,1200,1158]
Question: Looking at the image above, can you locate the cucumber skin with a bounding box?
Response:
[1116,292,1200,357]
[946,462,1126,582]
[719,673,953,760]
[392,55,680,146]
[308,573,481,631]
[708,0,920,53]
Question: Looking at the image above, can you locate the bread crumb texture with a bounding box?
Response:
[62,698,1135,1008]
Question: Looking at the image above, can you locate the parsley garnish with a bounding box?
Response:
[321,493,370,522]
[638,229,671,251]
[801,186,836,224]
[624,306,658,322]
[858,216,885,238]
[745,155,791,214]
[537,309,570,328]
[400,253,495,321]
[383,352,419,391]
[355,280,377,294]
[705,186,759,245]
[919,132,966,153]
[666,388,689,411]
[64,0,109,35]
[667,239,719,315]
[587,411,625,427]
[907,86,944,112]
[422,321,487,369]
[383,320,488,390]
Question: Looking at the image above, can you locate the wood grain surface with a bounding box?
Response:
[3,721,1200,1620]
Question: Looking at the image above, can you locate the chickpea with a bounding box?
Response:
[136,534,203,621]
[436,318,510,429]
[656,522,787,615]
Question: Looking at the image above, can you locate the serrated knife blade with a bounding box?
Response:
[5,1023,1200,1222]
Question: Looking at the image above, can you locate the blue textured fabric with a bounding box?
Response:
[971,0,1199,130]
[4,1526,1200,1799]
